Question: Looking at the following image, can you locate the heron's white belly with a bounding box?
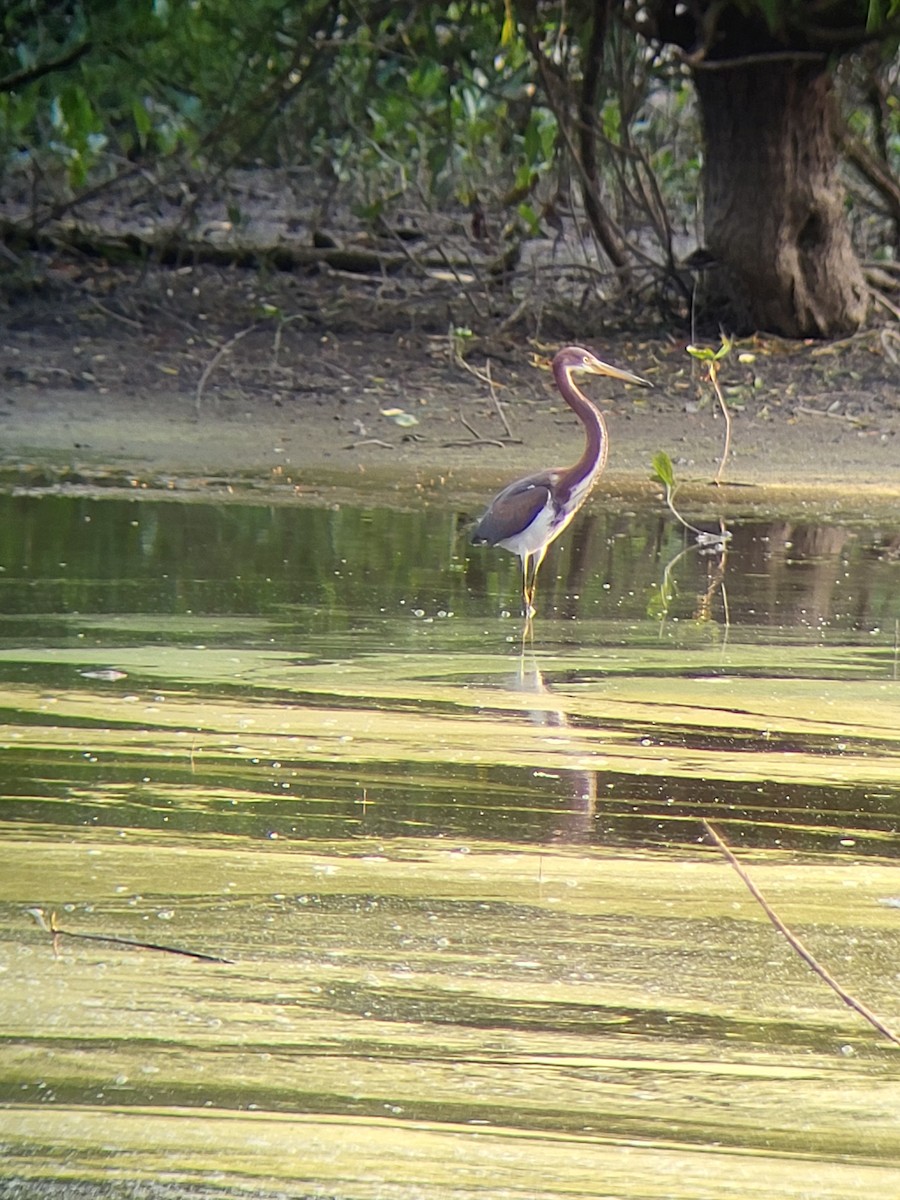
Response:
[496,473,596,557]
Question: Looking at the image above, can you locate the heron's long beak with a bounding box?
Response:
[583,358,652,388]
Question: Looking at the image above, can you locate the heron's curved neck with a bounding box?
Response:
[552,360,608,495]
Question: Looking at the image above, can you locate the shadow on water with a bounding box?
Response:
[2,490,900,1199]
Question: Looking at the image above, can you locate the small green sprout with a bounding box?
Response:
[652,450,700,535]
[686,336,734,485]
[651,450,731,548]
[450,325,475,366]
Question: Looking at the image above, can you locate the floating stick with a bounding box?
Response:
[702,821,900,1048]
[28,908,233,964]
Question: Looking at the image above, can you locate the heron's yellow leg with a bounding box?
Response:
[520,552,533,616]
[525,544,549,616]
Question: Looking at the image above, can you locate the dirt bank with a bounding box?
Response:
[2,269,899,515]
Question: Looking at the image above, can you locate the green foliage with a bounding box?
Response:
[867,0,900,32]
[1,0,567,213]
[646,552,679,620]
[1,0,898,307]
[651,449,676,489]
[1,0,206,186]
[651,451,704,538]
[686,336,734,366]
[0,0,691,229]
[319,9,556,207]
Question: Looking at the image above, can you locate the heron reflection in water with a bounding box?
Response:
[471,345,650,618]
[506,650,598,843]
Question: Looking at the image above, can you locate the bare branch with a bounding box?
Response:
[196,324,257,412]
[703,821,900,1047]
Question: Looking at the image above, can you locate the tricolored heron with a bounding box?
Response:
[471,345,651,615]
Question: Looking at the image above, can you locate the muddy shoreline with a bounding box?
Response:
[3,283,898,514]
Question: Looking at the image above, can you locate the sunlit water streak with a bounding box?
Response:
[1,491,900,1199]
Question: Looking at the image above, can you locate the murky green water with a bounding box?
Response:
[2,489,900,1199]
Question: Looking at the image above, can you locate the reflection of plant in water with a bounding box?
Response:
[649,450,730,629]
[647,541,685,622]
[694,539,730,629]
[649,536,731,633]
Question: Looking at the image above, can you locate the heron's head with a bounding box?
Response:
[558,345,651,388]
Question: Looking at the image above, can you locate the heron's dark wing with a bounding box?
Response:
[471,475,552,546]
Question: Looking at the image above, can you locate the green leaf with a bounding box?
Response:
[132,98,152,147]
[517,202,541,235]
[647,579,676,620]
[687,337,733,364]
[651,450,676,488]
[501,0,516,45]
[523,114,540,164]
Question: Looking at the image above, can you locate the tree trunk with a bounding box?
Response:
[693,61,867,337]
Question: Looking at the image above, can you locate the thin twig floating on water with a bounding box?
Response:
[27,908,233,965]
[701,821,900,1047]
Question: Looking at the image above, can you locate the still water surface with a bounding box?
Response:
[2,490,900,1199]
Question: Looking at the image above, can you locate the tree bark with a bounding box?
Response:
[693,61,868,337]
